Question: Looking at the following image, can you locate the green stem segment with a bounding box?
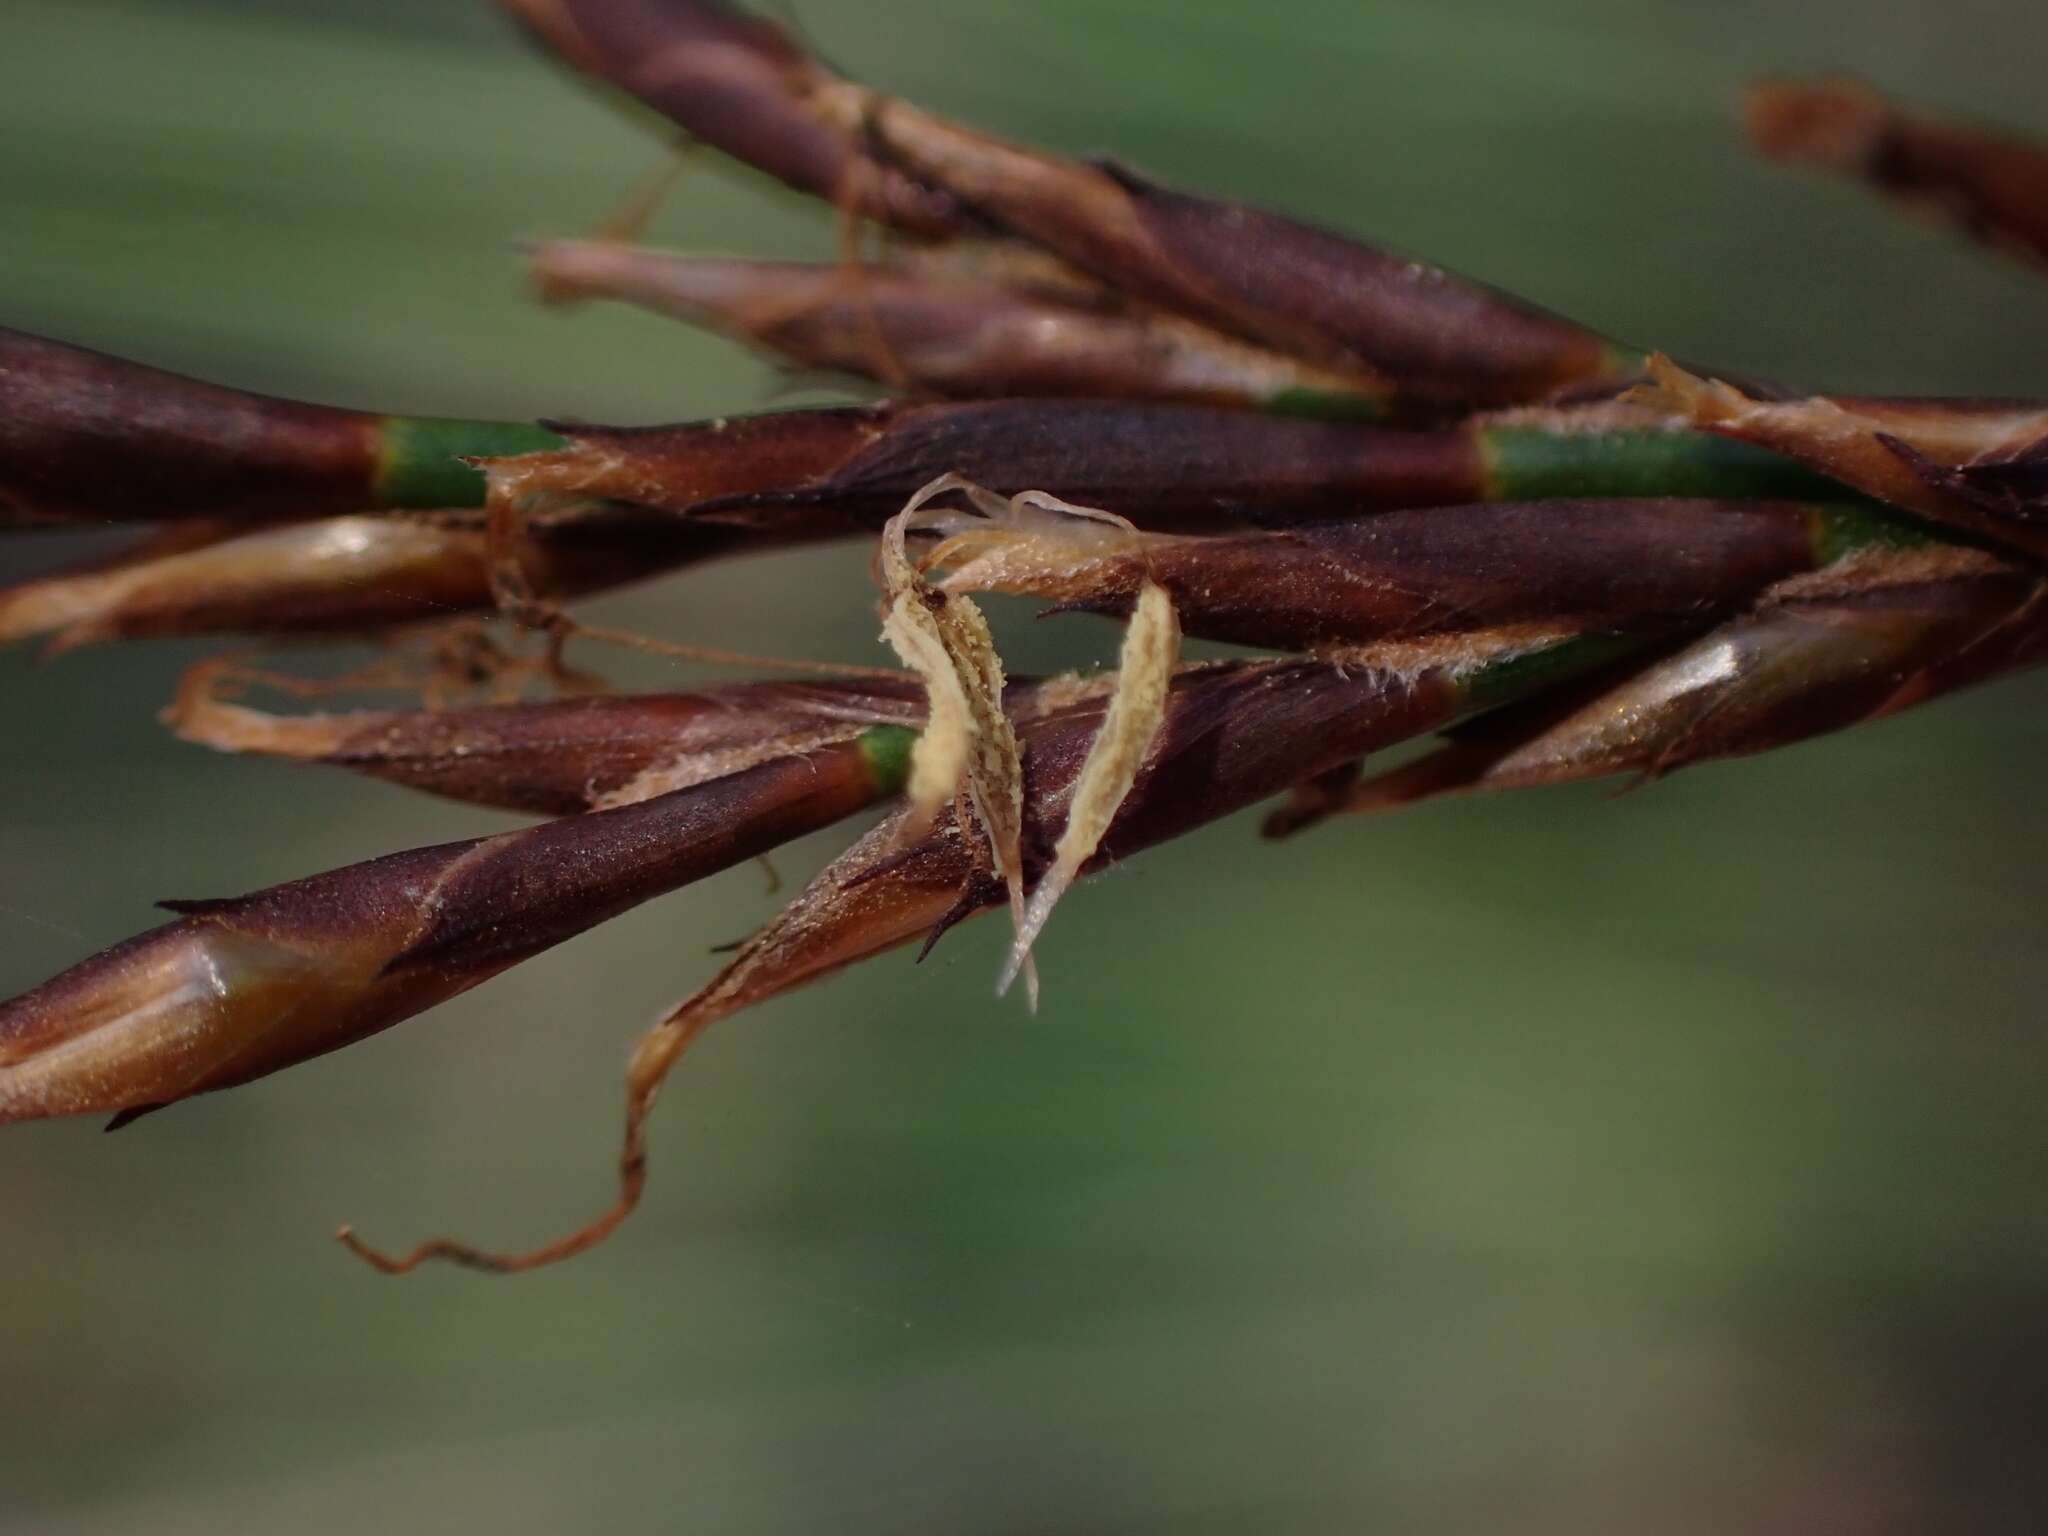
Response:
[373,417,567,509]
[857,724,919,798]
[1457,632,1645,712]
[1479,426,1842,502]
[1806,500,1940,562]
[1262,387,1392,422]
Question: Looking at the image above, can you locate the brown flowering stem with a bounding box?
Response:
[1747,76,2048,271]
[0,328,562,527]
[0,726,916,1129]
[486,397,1838,534]
[502,0,1635,407]
[1321,553,2040,820]
[344,627,1647,1272]
[168,665,927,815]
[1642,356,2048,558]
[0,503,833,651]
[494,0,970,236]
[926,498,1916,652]
[528,240,1393,415]
[832,86,1642,406]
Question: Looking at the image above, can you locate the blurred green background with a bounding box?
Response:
[5,1,2048,1530]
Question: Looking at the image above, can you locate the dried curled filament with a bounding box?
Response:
[341,805,965,1275]
[478,443,900,680]
[356,622,1653,1275]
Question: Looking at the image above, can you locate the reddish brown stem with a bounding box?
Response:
[1748,76,2048,271]
[496,0,970,236]
[171,670,926,815]
[0,738,904,1127]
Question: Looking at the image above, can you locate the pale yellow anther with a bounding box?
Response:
[999,577,1180,998]
[880,476,1183,1008]
[878,475,1035,1003]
